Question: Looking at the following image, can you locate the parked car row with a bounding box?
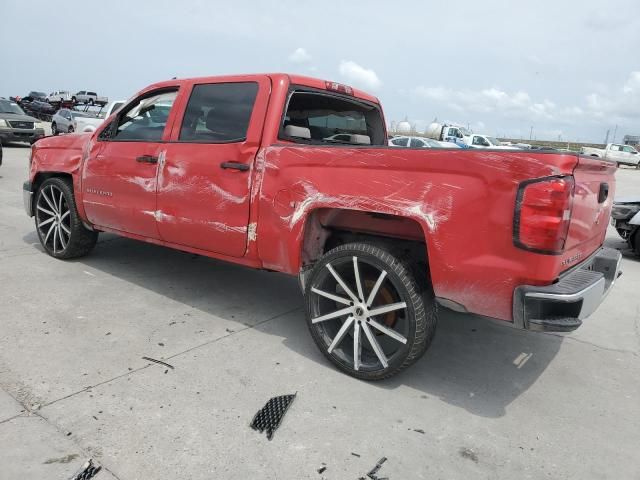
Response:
[51,101,124,135]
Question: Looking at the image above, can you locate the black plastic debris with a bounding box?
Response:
[250,393,296,440]
[142,356,174,370]
[68,459,101,480]
[317,466,327,474]
[359,457,388,480]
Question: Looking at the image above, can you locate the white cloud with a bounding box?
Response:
[288,47,311,63]
[338,60,381,91]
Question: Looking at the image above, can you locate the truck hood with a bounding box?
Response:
[36,132,92,150]
[0,112,40,123]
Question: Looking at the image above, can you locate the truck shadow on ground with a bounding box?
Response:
[603,236,638,261]
[22,231,563,419]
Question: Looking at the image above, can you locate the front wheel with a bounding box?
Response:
[305,242,437,380]
[51,122,58,136]
[35,178,98,259]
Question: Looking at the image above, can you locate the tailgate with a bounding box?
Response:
[561,155,616,265]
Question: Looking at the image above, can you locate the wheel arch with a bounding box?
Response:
[298,208,433,285]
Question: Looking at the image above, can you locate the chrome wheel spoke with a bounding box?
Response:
[353,320,361,371]
[327,316,355,353]
[58,190,64,213]
[40,190,57,213]
[311,306,353,324]
[58,225,67,249]
[368,318,408,344]
[326,263,359,303]
[60,210,70,221]
[368,302,407,317]
[37,205,56,216]
[60,223,71,235]
[53,226,58,253]
[44,222,56,244]
[362,321,389,368]
[366,270,387,307]
[311,287,351,306]
[352,257,365,302]
[37,217,55,228]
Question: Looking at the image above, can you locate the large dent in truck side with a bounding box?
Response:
[256,146,581,322]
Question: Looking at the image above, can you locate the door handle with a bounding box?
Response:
[598,182,609,203]
[220,161,250,171]
[136,155,158,164]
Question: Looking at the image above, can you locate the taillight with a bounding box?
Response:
[514,176,575,254]
[325,81,354,95]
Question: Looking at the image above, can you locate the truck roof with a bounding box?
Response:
[143,73,380,104]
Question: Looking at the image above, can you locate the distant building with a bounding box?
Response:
[623,134,640,145]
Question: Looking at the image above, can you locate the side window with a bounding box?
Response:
[280,89,385,146]
[610,145,621,151]
[392,137,409,147]
[622,146,635,153]
[409,138,424,148]
[88,92,96,96]
[472,136,482,145]
[179,82,258,143]
[112,90,178,142]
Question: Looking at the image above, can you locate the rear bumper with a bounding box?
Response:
[513,247,622,332]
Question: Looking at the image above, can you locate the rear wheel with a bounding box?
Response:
[305,242,437,380]
[35,178,98,259]
[51,122,58,135]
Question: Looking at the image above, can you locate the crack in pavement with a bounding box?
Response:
[22,305,303,411]
[0,305,301,480]
[542,330,640,356]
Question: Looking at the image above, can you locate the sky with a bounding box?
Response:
[1,0,639,143]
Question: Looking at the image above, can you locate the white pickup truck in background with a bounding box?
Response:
[467,133,516,149]
[72,91,108,106]
[581,143,640,168]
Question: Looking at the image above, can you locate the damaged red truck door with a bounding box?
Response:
[156,79,270,256]
[24,73,623,381]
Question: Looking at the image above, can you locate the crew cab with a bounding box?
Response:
[581,143,640,168]
[23,73,622,380]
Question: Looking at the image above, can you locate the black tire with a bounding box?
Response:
[34,178,98,259]
[305,242,437,380]
[89,99,94,106]
[68,126,74,133]
[72,96,76,103]
[616,228,629,240]
[51,122,58,136]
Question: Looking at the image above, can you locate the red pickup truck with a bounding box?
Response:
[23,73,622,380]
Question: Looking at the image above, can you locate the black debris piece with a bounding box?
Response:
[68,459,101,480]
[142,356,175,370]
[351,452,361,458]
[413,428,425,434]
[365,457,388,480]
[250,393,296,440]
[317,466,327,474]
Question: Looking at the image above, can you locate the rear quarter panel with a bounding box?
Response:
[256,146,582,321]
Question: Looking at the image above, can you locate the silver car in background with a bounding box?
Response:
[51,109,99,135]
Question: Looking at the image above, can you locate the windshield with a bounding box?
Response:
[459,127,472,136]
[487,137,501,146]
[0,99,26,114]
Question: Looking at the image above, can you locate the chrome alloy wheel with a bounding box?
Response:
[36,184,71,254]
[310,256,409,372]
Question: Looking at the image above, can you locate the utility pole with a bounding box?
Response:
[529,126,533,141]
[604,129,610,145]
[612,125,618,144]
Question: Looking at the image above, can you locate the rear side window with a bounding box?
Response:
[179,82,258,143]
[280,89,385,146]
[391,137,409,147]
